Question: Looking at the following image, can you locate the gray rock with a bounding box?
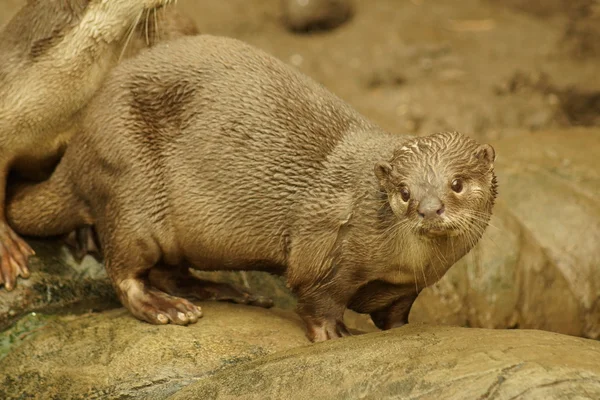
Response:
[282,0,353,33]
[0,240,117,331]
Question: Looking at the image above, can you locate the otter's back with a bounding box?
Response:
[77,35,381,262]
[82,34,379,188]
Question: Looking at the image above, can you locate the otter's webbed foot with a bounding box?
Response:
[148,265,274,308]
[119,279,203,326]
[0,223,34,291]
[304,318,351,342]
[296,289,351,342]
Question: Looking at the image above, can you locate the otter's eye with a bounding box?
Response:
[399,187,410,202]
[451,179,463,193]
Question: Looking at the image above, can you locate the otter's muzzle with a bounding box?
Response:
[417,196,445,219]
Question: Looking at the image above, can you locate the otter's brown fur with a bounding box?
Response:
[0,0,198,290]
[6,35,497,342]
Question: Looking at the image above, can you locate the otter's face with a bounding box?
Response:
[375,131,497,241]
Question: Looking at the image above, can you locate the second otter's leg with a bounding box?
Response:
[0,164,35,290]
[63,226,103,263]
[102,230,203,326]
[148,263,274,308]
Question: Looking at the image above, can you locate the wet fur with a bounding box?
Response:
[6,35,497,341]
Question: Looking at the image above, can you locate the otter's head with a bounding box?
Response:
[0,0,178,68]
[375,131,497,242]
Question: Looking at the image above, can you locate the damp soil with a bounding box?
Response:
[172,0,600,142]
[2,0,598,140]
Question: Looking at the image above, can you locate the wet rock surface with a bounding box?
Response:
[3,307,600,400]
[0,303,310,399]
[170,325,600,400]
[0,241,117,331]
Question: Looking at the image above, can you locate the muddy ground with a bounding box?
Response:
[4,0,599,140]
[177,0,600,141]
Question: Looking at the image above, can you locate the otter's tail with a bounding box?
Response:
[6,162,90,237]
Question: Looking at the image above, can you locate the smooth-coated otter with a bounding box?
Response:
[0,0,198,290]
[6,35,497,342]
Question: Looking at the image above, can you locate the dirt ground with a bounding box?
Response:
[2,0,599,142]
[178,0,600,142]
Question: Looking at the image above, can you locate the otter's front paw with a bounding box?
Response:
[119,279,203,326]
[304,318,351,342]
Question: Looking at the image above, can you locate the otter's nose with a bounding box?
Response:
[418,196,445,219]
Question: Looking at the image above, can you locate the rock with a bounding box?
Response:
[487,0,600,58]
[169,324,600,399]
[0,303,311,399]
[4,304,600,399]
[282,0,353,33]
[411,128,600,339]
[485,0,577,17]
[0,240,118,331]
[563,12,600,59]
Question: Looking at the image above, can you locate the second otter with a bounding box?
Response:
[0,0,198,290]
[7,35,497,342]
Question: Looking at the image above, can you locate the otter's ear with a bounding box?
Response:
[473,144,495,169]
[374,161,393,188]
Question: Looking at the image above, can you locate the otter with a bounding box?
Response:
[0,0,198,290]
[6,35,497,342]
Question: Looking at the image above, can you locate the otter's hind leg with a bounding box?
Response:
[102,230,203,326]
[148,264,274,309]
[63,226,103,263]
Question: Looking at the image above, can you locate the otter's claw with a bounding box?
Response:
[121,280,203,326]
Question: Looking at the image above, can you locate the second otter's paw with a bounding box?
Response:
[0,224,34,291]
